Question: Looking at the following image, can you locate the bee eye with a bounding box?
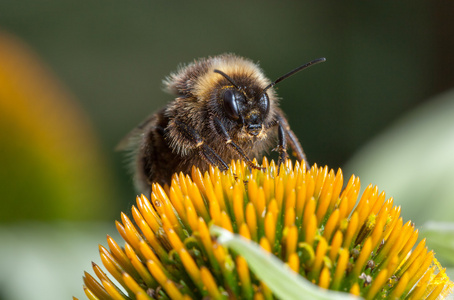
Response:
[223,89,240,120]
[260,93,270,116]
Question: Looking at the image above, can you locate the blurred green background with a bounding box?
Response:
[1,1,453,299]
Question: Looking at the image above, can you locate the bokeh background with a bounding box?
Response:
[1,1,453,299]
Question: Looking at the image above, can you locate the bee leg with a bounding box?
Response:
[199,143,229,171]
[213,117,265,171]
[275,124,288,175]
[275,111,309,169]
[174,119,229,171]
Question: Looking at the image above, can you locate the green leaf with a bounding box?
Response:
[210,226,360,300]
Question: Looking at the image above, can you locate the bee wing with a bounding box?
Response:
[115,113,157,151]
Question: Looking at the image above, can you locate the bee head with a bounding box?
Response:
[213,57,326,137]
[214,69,270,137]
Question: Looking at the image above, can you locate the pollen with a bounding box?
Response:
[81,159,453,299]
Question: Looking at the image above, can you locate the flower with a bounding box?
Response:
[80,158,453,299]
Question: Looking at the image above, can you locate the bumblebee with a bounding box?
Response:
[118,54,325,193]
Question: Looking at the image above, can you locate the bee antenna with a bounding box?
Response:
[214,69,241,90]
[263,57,326,92]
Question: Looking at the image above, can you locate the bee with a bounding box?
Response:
[118,53,325,193]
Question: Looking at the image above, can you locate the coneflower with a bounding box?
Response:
[79,158,453,299]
